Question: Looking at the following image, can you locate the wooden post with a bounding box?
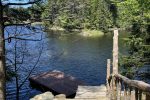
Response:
[106,59,111,93]
[146,94,150,100]
[139,90,142,100]
[117,80,121,100]
[113,29,119,74]
[112,29,119,99]
[135,88,139,100]
[124,84,127,100]
[129,87,132,100]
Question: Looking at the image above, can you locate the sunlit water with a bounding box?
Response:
[5,26,127,100]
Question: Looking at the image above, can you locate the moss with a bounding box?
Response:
[47,26,104,38]
[31,22,43,26]
[80,29,104,37]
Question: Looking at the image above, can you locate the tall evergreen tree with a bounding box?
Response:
[117,0,150,78]
[42,0,113,31]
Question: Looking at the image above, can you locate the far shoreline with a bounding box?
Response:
[46,26,105,38]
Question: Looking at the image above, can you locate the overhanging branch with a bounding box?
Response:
[4,23,31,27]
[6,37,42,41]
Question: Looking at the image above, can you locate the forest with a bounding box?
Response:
[0,0,150,100]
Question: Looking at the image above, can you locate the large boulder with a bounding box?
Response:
[54,94,66,100]
[30,92,54,100]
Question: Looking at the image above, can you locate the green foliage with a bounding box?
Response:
[117,0,150,28]
[3,2,46,24]
[119,55,143,78]
[42,0,113,32]
[116,0,150,78]
[126,36,143,55]
[28,3,46,20]
[4,7,31,22]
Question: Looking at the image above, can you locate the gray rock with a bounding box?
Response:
[54,94,66,100]
[30,92,54,100]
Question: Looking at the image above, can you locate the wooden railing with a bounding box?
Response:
[106,29,150,100]
[106,59,150,100]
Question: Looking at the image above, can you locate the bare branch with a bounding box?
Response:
[4,23,31,27]
[16,42,27,71]
[4,26,44,42]
[6,57,14,64]
[18,44,43,89]
[6,37,42,41]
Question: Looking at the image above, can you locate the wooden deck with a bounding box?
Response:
[73,85,107,100]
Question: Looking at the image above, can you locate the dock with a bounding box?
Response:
[73,85,107,100]
[29,70,84,97]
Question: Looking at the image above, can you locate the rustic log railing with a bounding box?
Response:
[106,29,150,100]
[106,59,150,100]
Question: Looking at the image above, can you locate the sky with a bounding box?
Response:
[2,0,32,8]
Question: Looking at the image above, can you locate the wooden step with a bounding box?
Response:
[74,85,108,100]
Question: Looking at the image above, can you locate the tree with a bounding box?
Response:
[0,2,6,99]
[0,0,41,99]
[28,3,46,21]
[116,0,150,78]
[42,0,113,32]
[5,25,44,100]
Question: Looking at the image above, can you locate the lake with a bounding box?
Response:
[5,26,127,100]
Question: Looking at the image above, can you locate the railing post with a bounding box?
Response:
[106,59,111,94]
[113,29,119,74]
[146,94,150,100]
[112,29,119,100]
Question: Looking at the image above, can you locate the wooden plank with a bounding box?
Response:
[135,88,139,100]
[29,70,84,97]
[75,85,107,99]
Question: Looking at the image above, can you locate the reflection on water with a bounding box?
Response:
[6,26,127,100]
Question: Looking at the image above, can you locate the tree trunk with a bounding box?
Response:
[0,3,6,100]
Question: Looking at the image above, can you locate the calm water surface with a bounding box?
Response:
[6,26,127,100]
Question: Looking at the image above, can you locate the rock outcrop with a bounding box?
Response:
[30,92,66,100]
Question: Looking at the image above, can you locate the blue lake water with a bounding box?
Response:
[5,26,127,100]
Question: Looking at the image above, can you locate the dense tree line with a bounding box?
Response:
[116,0,150,78]
[28,3,45,21]
[42,0,114,32]
[3,3,45,24]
